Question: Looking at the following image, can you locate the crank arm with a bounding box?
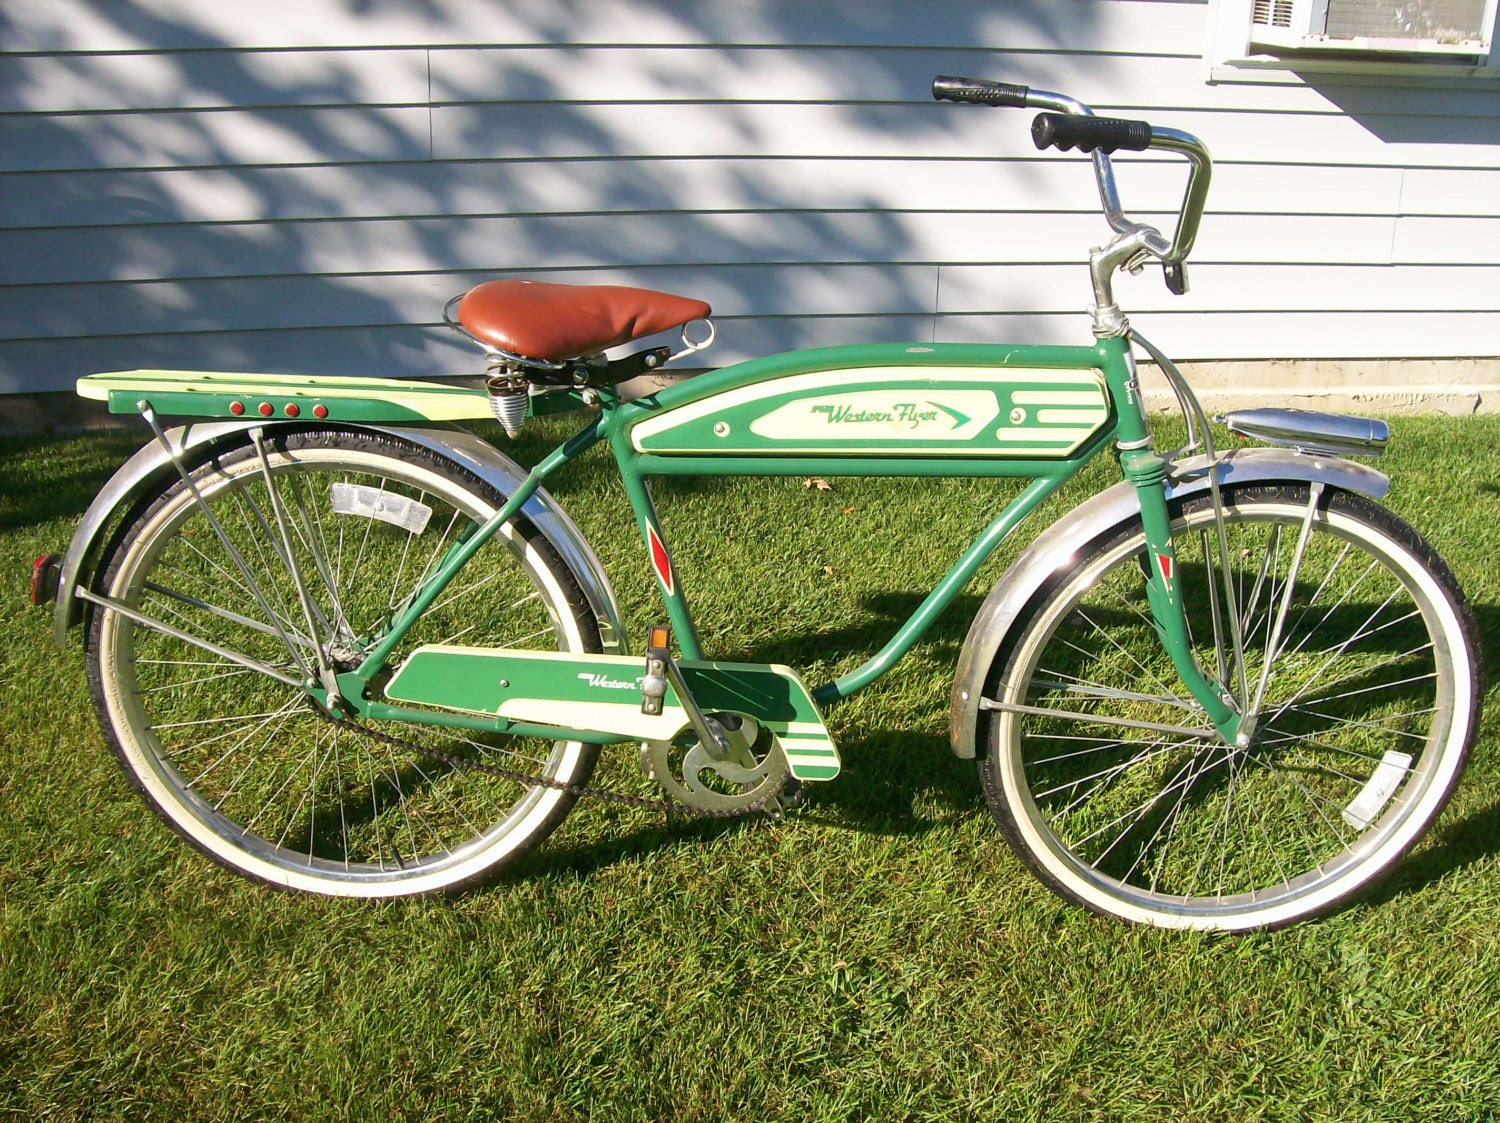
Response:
[641,627,731,757]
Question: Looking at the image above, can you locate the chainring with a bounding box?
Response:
[642,714,792,814]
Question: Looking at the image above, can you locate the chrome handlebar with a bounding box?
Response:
[1145,125,1212,267]
[933,76,1213,292]
[1017,87,1212,277]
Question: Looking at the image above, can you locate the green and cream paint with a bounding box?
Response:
[386,648,841,780]
[72,337,1239,772]
[631,367,1109,457]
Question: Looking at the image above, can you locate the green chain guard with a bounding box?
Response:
[384,647,840,781]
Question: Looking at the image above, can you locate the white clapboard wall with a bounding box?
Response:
[1,0,1498,393]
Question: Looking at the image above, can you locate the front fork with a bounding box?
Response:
[1100,333,1241,743]
[1121,444,1240,740]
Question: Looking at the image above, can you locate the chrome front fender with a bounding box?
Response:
[947,447,1390,759]
[52,421,628,656]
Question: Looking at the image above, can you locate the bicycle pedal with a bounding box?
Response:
[765,777,805,820]
[781,776,804,808]
[640,624,670,716]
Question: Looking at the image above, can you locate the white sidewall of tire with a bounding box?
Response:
[95,441,592,898]
[994,496,1475,931]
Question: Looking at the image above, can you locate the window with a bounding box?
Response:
[1207,0,1500,80]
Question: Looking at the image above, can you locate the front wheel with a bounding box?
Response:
[980,484,1479,931]
[86,428,603,897]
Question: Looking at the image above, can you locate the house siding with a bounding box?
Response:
[0,0,1496,393]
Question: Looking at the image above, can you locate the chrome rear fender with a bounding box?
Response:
[948,447,1390,759]
[53,422,627,656]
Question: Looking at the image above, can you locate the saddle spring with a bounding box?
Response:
[485,367,530,438]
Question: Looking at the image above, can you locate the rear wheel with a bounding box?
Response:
[980,484,1479,930]
[87,429,601,897]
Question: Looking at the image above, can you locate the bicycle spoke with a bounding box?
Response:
[288,472,353,644]
[1052,621,1184,707]
[405,753,493,837]
[384,495,424,613]
[242,735,325,839]
[356,736,392,871]
[1135,741,1225,890]
[1241,752,1339,872]
[447,731,554,770]
[1248,483,1323,716]
[1083,744,1230,868]
[1034,735,1183,807]
[152,709,290,733]
[140,666,257,695]
[229,481,309,641]
[1255,723,1416,779]
[1262,557,1382,670]
[430,571,535,618]
[144,580,316,652]
[1028,671,1194,709]
[382,742,430,866]
[1262,624,1425,731]
[332,726,349,871]
[1273,705,1435,743]
[285,722,328,857]
[1294,670,1437,709]
[1026,731,1200,767]
[340,479,386,604]
[202,702,302,806]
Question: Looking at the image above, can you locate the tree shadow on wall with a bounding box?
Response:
[0,0,1111,393]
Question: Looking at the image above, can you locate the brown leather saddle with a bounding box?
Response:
[452,279,711,364]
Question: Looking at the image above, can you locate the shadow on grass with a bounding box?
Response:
[0,429,146,531]
[519,728,983,882]
[726,589,983,668]
[1471,601,1500,686]
[1353,598,1500,906]
[521,586,989,879]
[526,599,1500,906]
[1359,801,1500,911]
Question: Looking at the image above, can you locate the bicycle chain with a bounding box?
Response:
[337,711,791,821]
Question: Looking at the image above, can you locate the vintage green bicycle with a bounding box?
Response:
[32,77,1481,930]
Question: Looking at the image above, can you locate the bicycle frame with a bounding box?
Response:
[45,72,1480,924]
[343,332,1240,744]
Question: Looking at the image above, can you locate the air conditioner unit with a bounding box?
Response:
[1249,0,1495,55]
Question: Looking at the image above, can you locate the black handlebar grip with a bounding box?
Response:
[1031,112,1153,155]
[931,74,1030,108]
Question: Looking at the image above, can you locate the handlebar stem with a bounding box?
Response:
[1089,226,1164,337]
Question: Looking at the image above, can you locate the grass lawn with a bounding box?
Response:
[2,412,1498,1121]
